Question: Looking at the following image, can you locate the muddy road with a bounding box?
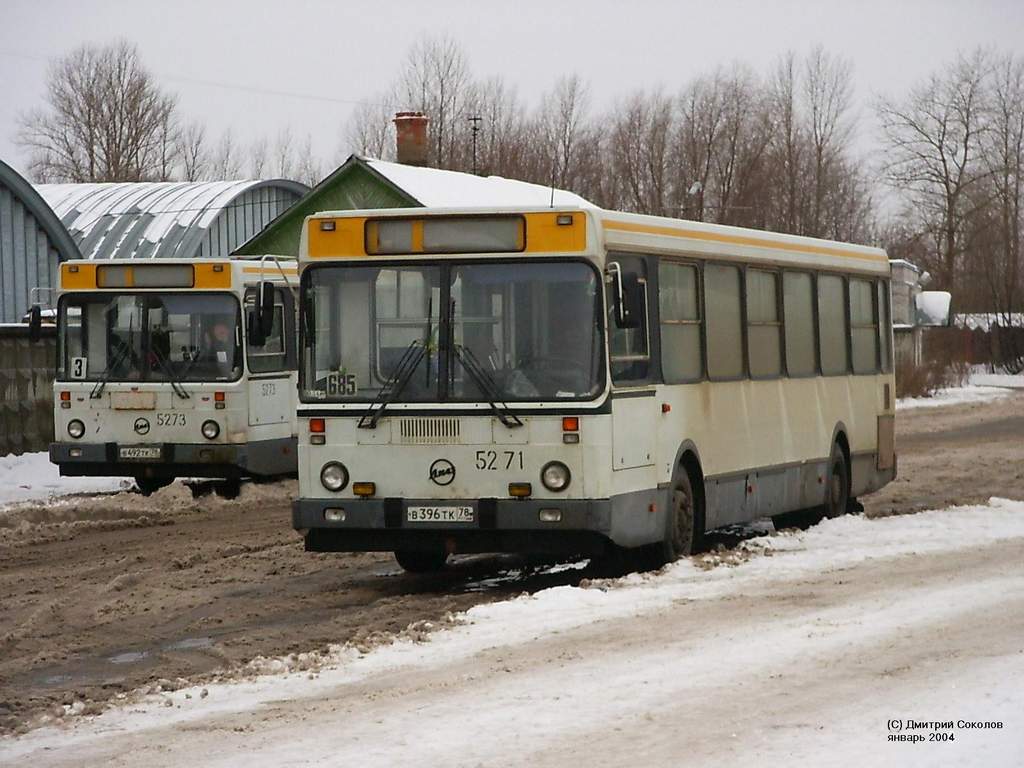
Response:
[2,392,1023,733]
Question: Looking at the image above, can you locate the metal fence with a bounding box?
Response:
[0,324,55,456]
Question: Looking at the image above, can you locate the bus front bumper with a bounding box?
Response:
[50,442,246,479]
[292,497,614,556]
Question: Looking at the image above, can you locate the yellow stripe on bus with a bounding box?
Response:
[601,219,887,263]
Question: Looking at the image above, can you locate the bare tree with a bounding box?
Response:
[176,121,208,182]
[974,54,1024,359]
[804,46,854,235]
[294,133,323,187]
[396,35,472,168]
[877,50,992,290]
[343,93,397,161]
[249,136,268,178]
[536,75,592,190]
[17,41,178,182]
[210,129,243,179]
[273,128,295,178]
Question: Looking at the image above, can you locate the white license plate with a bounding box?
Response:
[118,446,163,460]
[406,506,474,523]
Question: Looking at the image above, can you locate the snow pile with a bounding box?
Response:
[0,452,128,507]
[5,497,1024,765]
[896,384,1014,410]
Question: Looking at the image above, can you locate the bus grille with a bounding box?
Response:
[397,417,462,444]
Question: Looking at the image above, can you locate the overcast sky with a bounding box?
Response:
[1,0,1022,180]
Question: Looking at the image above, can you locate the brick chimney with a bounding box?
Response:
[393,111,429,166]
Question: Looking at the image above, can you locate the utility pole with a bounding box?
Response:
[468,116,482,175]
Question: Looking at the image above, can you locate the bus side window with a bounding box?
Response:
[849,278,879,374]
[607,261,650,383]
[878,280,892,373]
[658,261,702,382]
[246,289,287,373]
[746,269,782,378]
[704,264,743,380]
[783,272,816,376]
[817,274,848,375]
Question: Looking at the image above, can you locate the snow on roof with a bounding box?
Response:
[364,158,595,209]
[35,179,307,260]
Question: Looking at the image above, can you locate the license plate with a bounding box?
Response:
[118,446,163,460]
[406,506,474,523]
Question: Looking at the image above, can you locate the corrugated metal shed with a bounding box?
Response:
[0,159,81,323]
[235,155,593,258]
[35,178,309,261]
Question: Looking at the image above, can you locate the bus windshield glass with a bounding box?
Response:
[58,293,242,383]
[302,260,603,403]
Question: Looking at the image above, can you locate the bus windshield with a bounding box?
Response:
[302,260,604,403]
[58,292,242,383]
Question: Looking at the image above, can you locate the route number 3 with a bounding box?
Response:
[70,357,87,379]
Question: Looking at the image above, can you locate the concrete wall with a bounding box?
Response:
[0,324,55,456]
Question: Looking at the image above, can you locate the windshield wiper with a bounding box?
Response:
[149,345,190,400]
[357,339,427,429]
[453,344,524,428]
[90,316,133,399]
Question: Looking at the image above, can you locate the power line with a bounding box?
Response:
[0,48,393,110]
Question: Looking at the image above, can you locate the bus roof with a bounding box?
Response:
[302,207,890,275]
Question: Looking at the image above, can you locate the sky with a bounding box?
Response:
[1,0,1022,181]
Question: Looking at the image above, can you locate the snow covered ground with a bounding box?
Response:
[4,498,1023,767]
[0,452,129,506]
[897,370,1024,410]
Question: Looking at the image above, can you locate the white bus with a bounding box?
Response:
[292,208,896,571]
[42,257,299,495]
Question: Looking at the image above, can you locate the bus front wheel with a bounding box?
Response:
[135,476,173,496]
[394,549,449,573]
[655,469,700,564]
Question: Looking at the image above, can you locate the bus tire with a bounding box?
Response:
[394,549,448,573]
[135,476,172,496]
[655,469,699,564]
[824,442,850,519]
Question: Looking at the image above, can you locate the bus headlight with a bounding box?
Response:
[321,462,349,492]
[201,420,220,440]
[540,461,571,492]
[67,419,85,439]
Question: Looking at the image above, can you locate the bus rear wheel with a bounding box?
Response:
[394,549,449,573]
[824,443,850,519]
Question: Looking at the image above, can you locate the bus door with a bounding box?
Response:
[607,258,657,470]
[245,287,293,426]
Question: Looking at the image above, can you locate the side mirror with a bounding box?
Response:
[257,282,275,338]
[247,310,266,347]
[609,266,643,329]
[28,305,42,342]
[916,291,952,327]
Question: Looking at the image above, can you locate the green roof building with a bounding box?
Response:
[234,154,593,258]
